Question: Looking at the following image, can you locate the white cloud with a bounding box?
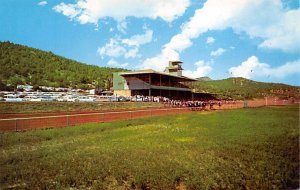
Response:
[263,60,300,78]
[183,60,212,78]
[38,1,47,6]
[98,38,126,58]
[53,0,190,26]
[117,20,128,33]
[107,59,128,68]
[122,30,153,46]
[256,9,300,52]
[53,3,79,19]
[210,48,226,57]
[124,48,139,59]
[229,56,268,78]
[98,30,153,59]
[206,37,215,44]
[141,48,180,71]
[165,33,192,52]
[229,56,300,79]
[142,0,300,71]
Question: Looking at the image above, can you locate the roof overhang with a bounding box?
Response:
[150,85,191,91]
[119,69,197,82]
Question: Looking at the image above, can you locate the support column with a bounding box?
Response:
[168,77,171,98]
[149,74,151,96]
[160,74,162,86]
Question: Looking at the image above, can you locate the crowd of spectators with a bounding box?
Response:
[131,95,238,111]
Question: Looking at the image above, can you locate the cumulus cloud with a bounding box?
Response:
[53,2,79,19]
[53,0,190,26]
[38,1,47,6]
[107,59,128,68]
[98,29,153,59]
[206,37,215,44]
[141,48,180,71]
[98,38,126,58]
[124,48,139,59]
[183,60,212,78]
[229,56,268,78]
[142,0,300,71]
[122,30,153,46]
[229,56,300,79]
[210,48,226,57]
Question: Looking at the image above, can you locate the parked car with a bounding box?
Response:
[109,95,129,102]
[118,96,128,102]
[131,95,144,102]
[56,96,65,102]
[40,96,55,102]
[77,96,96,102]
[4,94,23,102]
[109,96,118,102]
[65,95,78,102]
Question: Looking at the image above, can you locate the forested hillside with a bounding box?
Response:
[0,41,126,90]
[194,77,300,100]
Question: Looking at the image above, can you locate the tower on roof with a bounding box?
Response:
[164,61,183,77]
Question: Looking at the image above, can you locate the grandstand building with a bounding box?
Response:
[113,61,215,100]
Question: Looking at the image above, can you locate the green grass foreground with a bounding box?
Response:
[0,106,299,189]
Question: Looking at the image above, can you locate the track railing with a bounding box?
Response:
[0,108,189,132]
[0,99,296,132]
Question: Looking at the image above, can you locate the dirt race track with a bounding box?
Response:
[0,99,296,132]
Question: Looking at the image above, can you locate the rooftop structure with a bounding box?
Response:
[164,61,183,77]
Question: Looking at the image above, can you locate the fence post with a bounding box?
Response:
[15,119,18,132]
[67,115,69,126]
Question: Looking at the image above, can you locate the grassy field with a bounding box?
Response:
[0,102,163,114]
[0,106,299,189]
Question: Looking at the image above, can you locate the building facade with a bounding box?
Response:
[113,61,200,100]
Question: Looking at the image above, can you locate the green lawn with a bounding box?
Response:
[0,102,163,114]
[0,106,299,189]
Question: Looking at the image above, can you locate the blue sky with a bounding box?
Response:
[0,0,299,86]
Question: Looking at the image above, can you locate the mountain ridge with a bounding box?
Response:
[194,77,299,100]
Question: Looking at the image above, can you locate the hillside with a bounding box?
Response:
[196,76,212,81]
[0,41,126,90]
[194,77,300,100]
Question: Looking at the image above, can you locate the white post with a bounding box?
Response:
[67,115,69,126]
[15,119,18,131]
[115,94,117,108]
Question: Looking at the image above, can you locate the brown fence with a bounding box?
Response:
[0,99,296,132]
